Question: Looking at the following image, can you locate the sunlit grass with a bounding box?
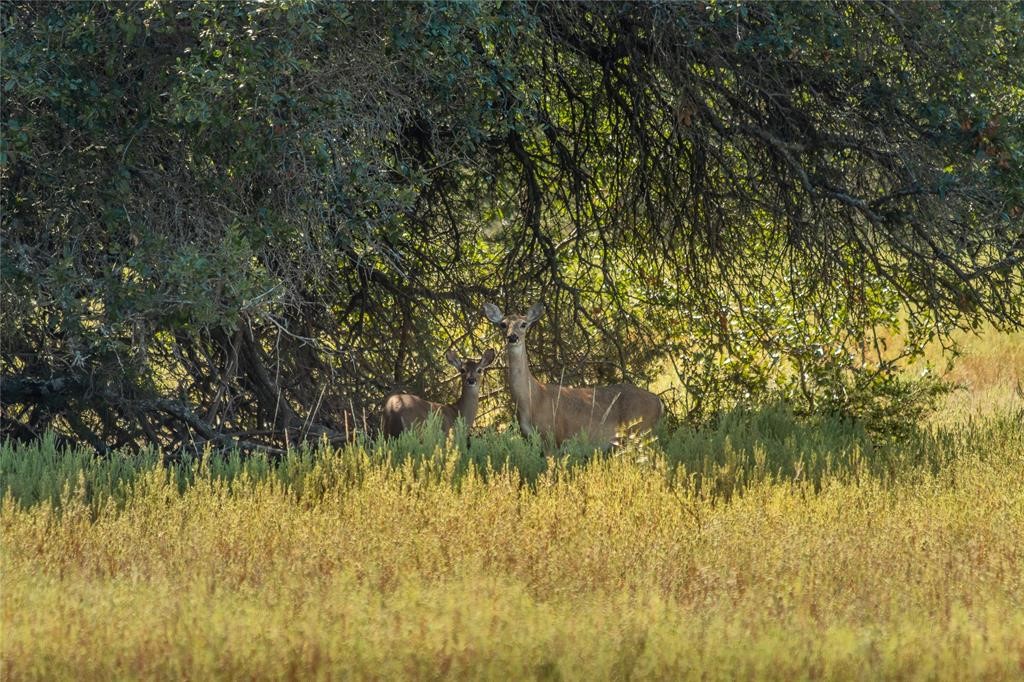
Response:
[923,328,1024,424]
[2,410,1023,679]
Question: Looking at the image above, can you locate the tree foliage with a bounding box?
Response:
[2,1,1022,452]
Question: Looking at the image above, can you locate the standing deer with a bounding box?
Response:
[482,302,663,448]
[382,349,496,437]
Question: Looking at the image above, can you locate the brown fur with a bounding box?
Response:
[382,349,495,437]
[483,302,662,447]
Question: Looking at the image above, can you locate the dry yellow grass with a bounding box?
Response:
[2,424,1023,680]
[925,329,1024,423]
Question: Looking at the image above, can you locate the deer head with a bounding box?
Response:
[482,302,544,348]
[445,347,497,388]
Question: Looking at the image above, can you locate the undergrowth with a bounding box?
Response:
[6,403,1020,513]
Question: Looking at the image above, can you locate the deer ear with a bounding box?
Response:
[445,349,462,369]
[482,303,505,324]
[480,348,496,368]
[526,302,545,323]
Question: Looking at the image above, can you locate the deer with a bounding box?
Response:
[482,302,663,449]
[382,348,496,437]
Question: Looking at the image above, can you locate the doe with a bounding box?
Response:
[483,302,662,449]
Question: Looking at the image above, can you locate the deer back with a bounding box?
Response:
[382,393,457,437]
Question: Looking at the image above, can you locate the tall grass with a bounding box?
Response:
[2,405,1023,679]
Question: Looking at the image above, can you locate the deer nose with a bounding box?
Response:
[466,378,476,385]
[507,333,519,344]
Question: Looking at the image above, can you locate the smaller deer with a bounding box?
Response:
[382,349,496,437]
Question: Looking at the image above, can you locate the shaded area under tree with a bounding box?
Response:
[2,1,1022,452]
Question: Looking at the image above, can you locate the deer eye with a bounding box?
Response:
[500,321,507,329]
[519,322,527,328]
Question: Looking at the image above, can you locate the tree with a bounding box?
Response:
[2,1,1022,452]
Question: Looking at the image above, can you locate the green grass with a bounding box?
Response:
[2,402,992,512]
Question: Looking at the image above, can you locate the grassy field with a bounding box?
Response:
[2,333,1023,680]
[924,327,1024,424]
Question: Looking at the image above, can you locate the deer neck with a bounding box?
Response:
[452,384,480,425]
[505,343,541,413]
